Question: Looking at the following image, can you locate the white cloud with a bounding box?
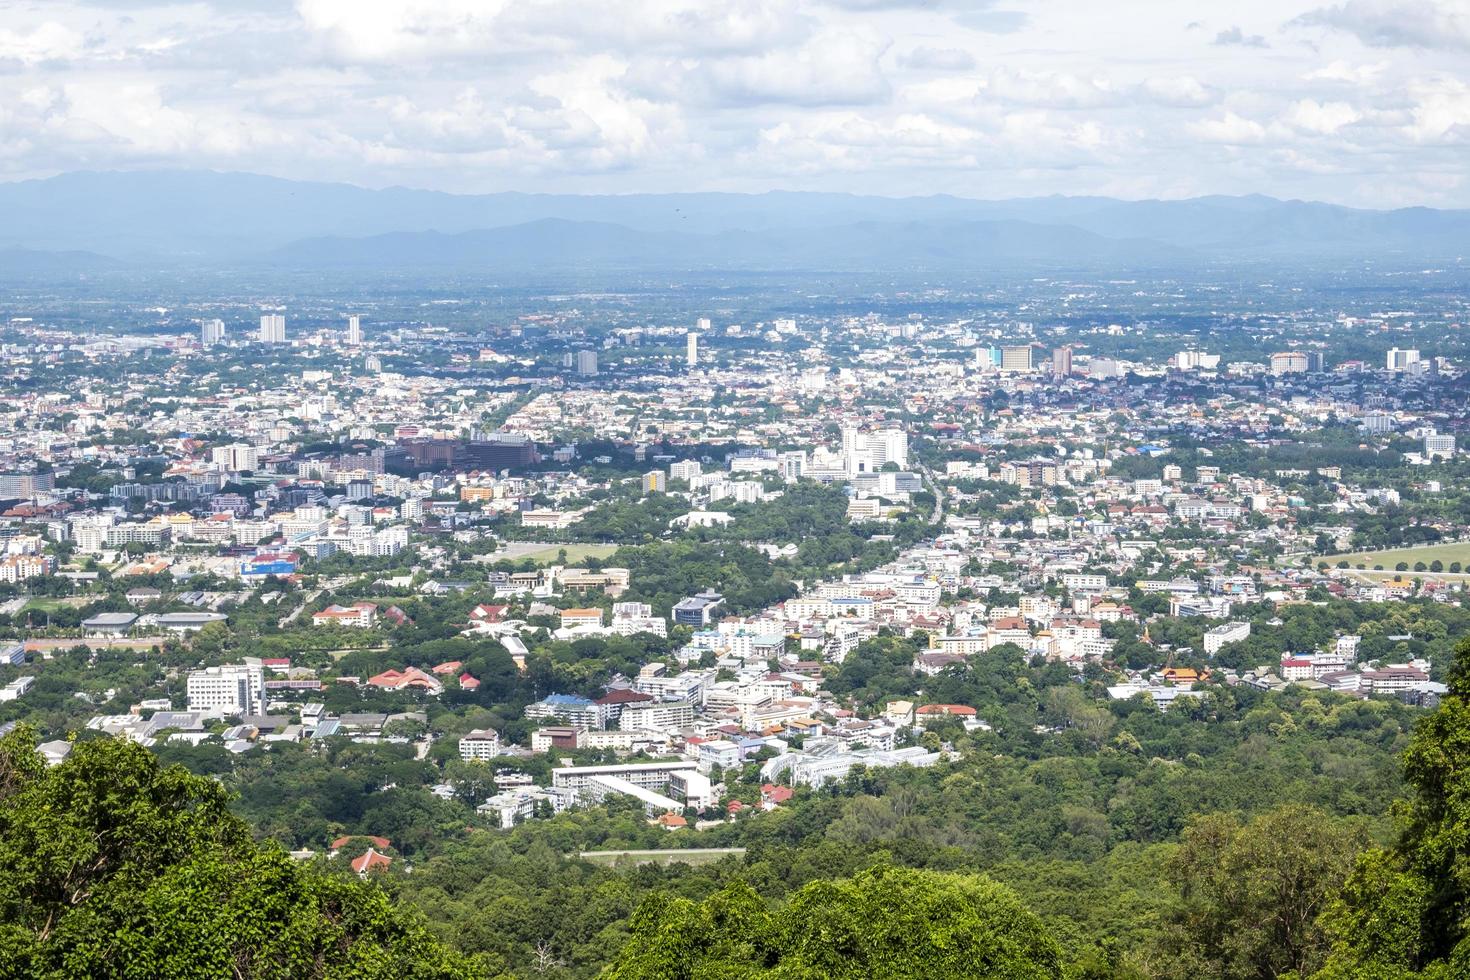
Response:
[1284,99,1361,132]
[980,68,1116,109]
[1188,111,1267,144]
[901,46,976,71]
[1214,25,1269,47]
[0,0,1466,205]
[700,29,892,106]
[1294,0,1470,51]
[0,22,89,65]
[1139,76,1215,107]
[1304,59,1389,82]
[1404,76,1470,141]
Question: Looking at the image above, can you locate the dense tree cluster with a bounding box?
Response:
[0,727,487,980]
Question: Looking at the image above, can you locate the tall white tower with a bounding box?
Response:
[258,314,286,343]
[201,319,225,345]
[687,332,699,367]
[346,315,362,345]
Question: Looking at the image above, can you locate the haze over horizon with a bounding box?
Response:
[1,0,1468,208]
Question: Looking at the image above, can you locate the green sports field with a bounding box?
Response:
[487,542,619,566]
[1325,540,1470,569]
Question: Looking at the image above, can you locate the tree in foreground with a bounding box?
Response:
[1316,637,1470,979]
[601,864,1063,979]
[1157,803,1366,979]
[0,726,489,980]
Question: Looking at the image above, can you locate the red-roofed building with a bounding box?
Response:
[469,604,509,624]
[760,784,794,810]
[382,605,414,626]
[916,703,977,718]
[458,672,480,691]
[366,667,443,695]
[351,848,392,875]
[312,602,377,628]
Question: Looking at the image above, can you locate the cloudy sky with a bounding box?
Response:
[1,0,1468,206]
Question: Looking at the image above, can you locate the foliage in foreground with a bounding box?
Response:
[1314,642,1470,979]
[0,726,489,980]
[602,864,1063,979]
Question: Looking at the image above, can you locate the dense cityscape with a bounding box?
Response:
[1,256,1469,976]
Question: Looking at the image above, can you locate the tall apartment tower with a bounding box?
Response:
[346,315,362,345]
[1051,346,1073,377]
[576,350,599,376]
[697,317,711,333]
[258,314,286,343]
[201,319,225,345]
[687,332,699,367]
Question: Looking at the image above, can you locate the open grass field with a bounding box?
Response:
[1325,540,1470,570]
[487,543,619,566]
[577,848,747,868]
[21,596,93,612]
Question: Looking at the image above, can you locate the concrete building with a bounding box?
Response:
[552,761,710,812]
[841,427,908,475]
[459,728,502,761]
[1000,346,1034,373]
[1270,352,1309,375]
[186,663,265,718]
[1203,621,1251,655]
[1386,347,1421,372]
[1051,346,1072,377]
[258,314,286,343]
[673,591,725,626]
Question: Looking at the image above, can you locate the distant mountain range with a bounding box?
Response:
[264,217,1186,272]
[0,169,1466,276]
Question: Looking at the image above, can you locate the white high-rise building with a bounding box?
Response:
[687,332,699,367]
[187,663,264,718]
[842,428,908,475]
[697,317,711,333]
[211,443,260,472]
[576,350,598,376]
[258,314,286,344]
[1386,347,1421,373]
[1174,350,1219,371]
[201,319,225,345]
[346,315,362,345]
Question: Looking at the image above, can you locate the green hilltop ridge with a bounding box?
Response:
[6,639,1470,977]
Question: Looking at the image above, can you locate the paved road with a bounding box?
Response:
[279,588,323,628]
[918,464,944,525]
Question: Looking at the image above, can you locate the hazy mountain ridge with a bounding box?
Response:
[263,217,1190,272]
[0,170,1466,273]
